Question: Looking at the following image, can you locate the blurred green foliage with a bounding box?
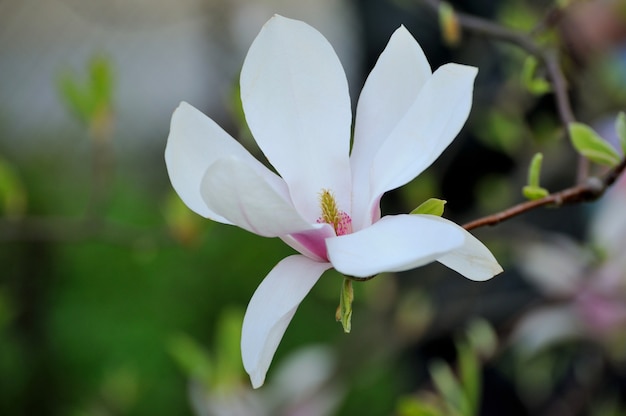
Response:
[58,56,114,127]
[521,57,551,96]
[0,158,27,218]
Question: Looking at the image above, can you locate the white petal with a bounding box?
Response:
[369,64,478,208]
[165,102,283,221]
[591,192,626,256]
[326,214,464,278]
[351,26,431,229]
[200,157,318,237]
[517,238,587,296]
[423,215,503,281]
[511,305,583,354]
[271,345,336,400]
[240,15,352,221]
[242,255,332,388]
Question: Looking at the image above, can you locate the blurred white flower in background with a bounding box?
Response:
[514,167,626,355]
[189,345,342,416]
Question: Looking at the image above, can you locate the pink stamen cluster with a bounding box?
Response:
[317,211,352,236]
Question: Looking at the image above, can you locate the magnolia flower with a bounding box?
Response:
[165,15,502,388]
[514,169,626,353]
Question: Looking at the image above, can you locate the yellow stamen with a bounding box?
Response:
[317,189,352,236]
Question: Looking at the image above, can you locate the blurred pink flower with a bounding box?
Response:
[165,15,502,388]
[515,168,626,352]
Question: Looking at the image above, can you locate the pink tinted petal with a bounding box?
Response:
[369,64,477,211]
[418,215,502,281]
[165,102,283,221]
[326,214,464,278]
[242,255,332,388]
[240,15,352,221]
[351,26,431,230]
[281,224,336,262]
[200,157,318,237]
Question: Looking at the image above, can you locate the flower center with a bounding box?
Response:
[316,189,352,236]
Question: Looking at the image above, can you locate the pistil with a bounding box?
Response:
[317,189,352,236]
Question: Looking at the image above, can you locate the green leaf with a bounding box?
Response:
[168,334,213,386]
[457,342,481,416]
[569,122,620,167]
[616,112,626,155]
[521,56,551,96]
[411,198,447,216]
[214,307,245,387]
[90,56,113,110]
[58,75,92,123]
[336,278,354,333]
[57,56,114,126]
[466,319,498,359]
[429,360,464,415]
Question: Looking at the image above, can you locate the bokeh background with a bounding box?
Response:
[1,0,626,415]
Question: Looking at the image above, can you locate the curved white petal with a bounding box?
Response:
[240,15,352,221]
[351,26,431,230]
[200,157,318,237]
[242,255,332,388]
[165,102,283,221]
[369,64,478,210]
[326,214,464,278]
[424,215,503,281]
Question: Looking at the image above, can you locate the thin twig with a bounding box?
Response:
[463,157,626,230]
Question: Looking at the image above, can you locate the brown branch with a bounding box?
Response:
[463,157,626,231]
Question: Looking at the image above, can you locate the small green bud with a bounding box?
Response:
[439,2,461,47]
[523,186,549,200]
[336,278,354,333]
[522,153,549,200]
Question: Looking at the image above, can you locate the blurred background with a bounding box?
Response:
[1,0,626,414]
